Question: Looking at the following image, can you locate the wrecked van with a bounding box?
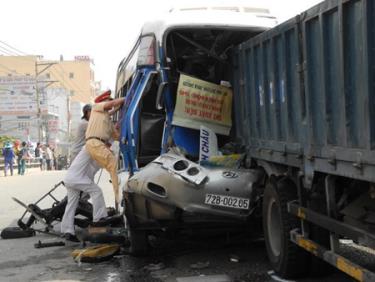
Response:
[115,4,276,253]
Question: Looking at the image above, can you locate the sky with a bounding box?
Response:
[0,0,321,91]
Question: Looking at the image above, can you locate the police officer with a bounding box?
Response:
[70,104,92,163]
[85,90,124,210]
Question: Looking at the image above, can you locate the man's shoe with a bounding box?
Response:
[64,233,80,242]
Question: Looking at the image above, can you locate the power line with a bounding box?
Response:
[0,42,94,100]
[0,44,22,56]
[57,64,87,94]
[0,40,28,56]
[49,67,82,95]
[0,46,17,56]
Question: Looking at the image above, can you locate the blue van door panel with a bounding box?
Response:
[120,68,157,174]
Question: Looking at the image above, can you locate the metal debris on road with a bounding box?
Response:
[34,240,65,248]
[229,254,240,263]
[189,261,210,269]
[144,262,165,271]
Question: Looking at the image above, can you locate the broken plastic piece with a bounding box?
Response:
[71,244,120,263]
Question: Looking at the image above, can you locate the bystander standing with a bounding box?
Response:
[70,104,92,164]
[18,141,30,175]
[52,147,58,170]
[34,142,44,170]
[45,144,53,170]
[2,142,15,176]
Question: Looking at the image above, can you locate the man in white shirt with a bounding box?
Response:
[70,104,92,163]
[61,146,108,242]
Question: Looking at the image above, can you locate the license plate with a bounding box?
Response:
[204,194,250,210]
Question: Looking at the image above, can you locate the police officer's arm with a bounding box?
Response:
[103,98,125,112]
[112,125,120,141]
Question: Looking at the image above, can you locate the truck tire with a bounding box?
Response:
[128,227,149,256]
[263,177,309,278]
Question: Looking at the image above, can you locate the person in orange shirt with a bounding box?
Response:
[85,90,125,211]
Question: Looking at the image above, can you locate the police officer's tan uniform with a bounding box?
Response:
[85,101,120,207]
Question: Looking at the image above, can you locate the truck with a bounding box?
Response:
[116,0,375,280]
[232,0,375,280]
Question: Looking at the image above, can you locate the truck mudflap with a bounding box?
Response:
[288,201,375,281]
[290,230,375,282]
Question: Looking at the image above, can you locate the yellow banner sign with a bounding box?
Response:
[172,74,232,135]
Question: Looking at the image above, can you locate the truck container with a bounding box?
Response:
[232,0,375,280]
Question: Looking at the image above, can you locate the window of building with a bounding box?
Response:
[69,72,74,79]
[46,73,50,79]
[18,122,24,130]
[25,73,30,76]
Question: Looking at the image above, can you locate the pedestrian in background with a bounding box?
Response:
[45,144,53,170]
[70,104,92,164]
[52,147,58,170]
[18,141,30,175]
[34,142,44,171]
[41,145,47,170]
[14,141,21,174]
[2,142,15,176]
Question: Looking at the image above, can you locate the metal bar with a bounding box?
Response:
[325,175,340,251]
[34,181,64,205]
[297,174,309,237]
[290,230,375,282]
[288,201,375,248]
[47,193,59,203]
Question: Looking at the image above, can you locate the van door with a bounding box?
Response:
[119,68,162,173]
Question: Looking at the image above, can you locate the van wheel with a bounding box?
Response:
[263,177,309,278]
[128,227,149,256]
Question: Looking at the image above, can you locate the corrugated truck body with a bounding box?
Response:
[233,0,375,183]
[232,0,375,280]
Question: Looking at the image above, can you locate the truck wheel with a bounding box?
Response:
[263,177,309,278]
[128,227,149,256]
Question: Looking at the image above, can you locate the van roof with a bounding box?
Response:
[141,5,277,41]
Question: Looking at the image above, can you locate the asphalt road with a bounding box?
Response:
[0,169,355,282]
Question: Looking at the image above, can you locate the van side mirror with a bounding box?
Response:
[156,82,167,110]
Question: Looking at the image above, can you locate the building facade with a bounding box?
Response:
[0,55,100,145]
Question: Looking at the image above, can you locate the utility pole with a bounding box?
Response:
[35,60,57,143]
